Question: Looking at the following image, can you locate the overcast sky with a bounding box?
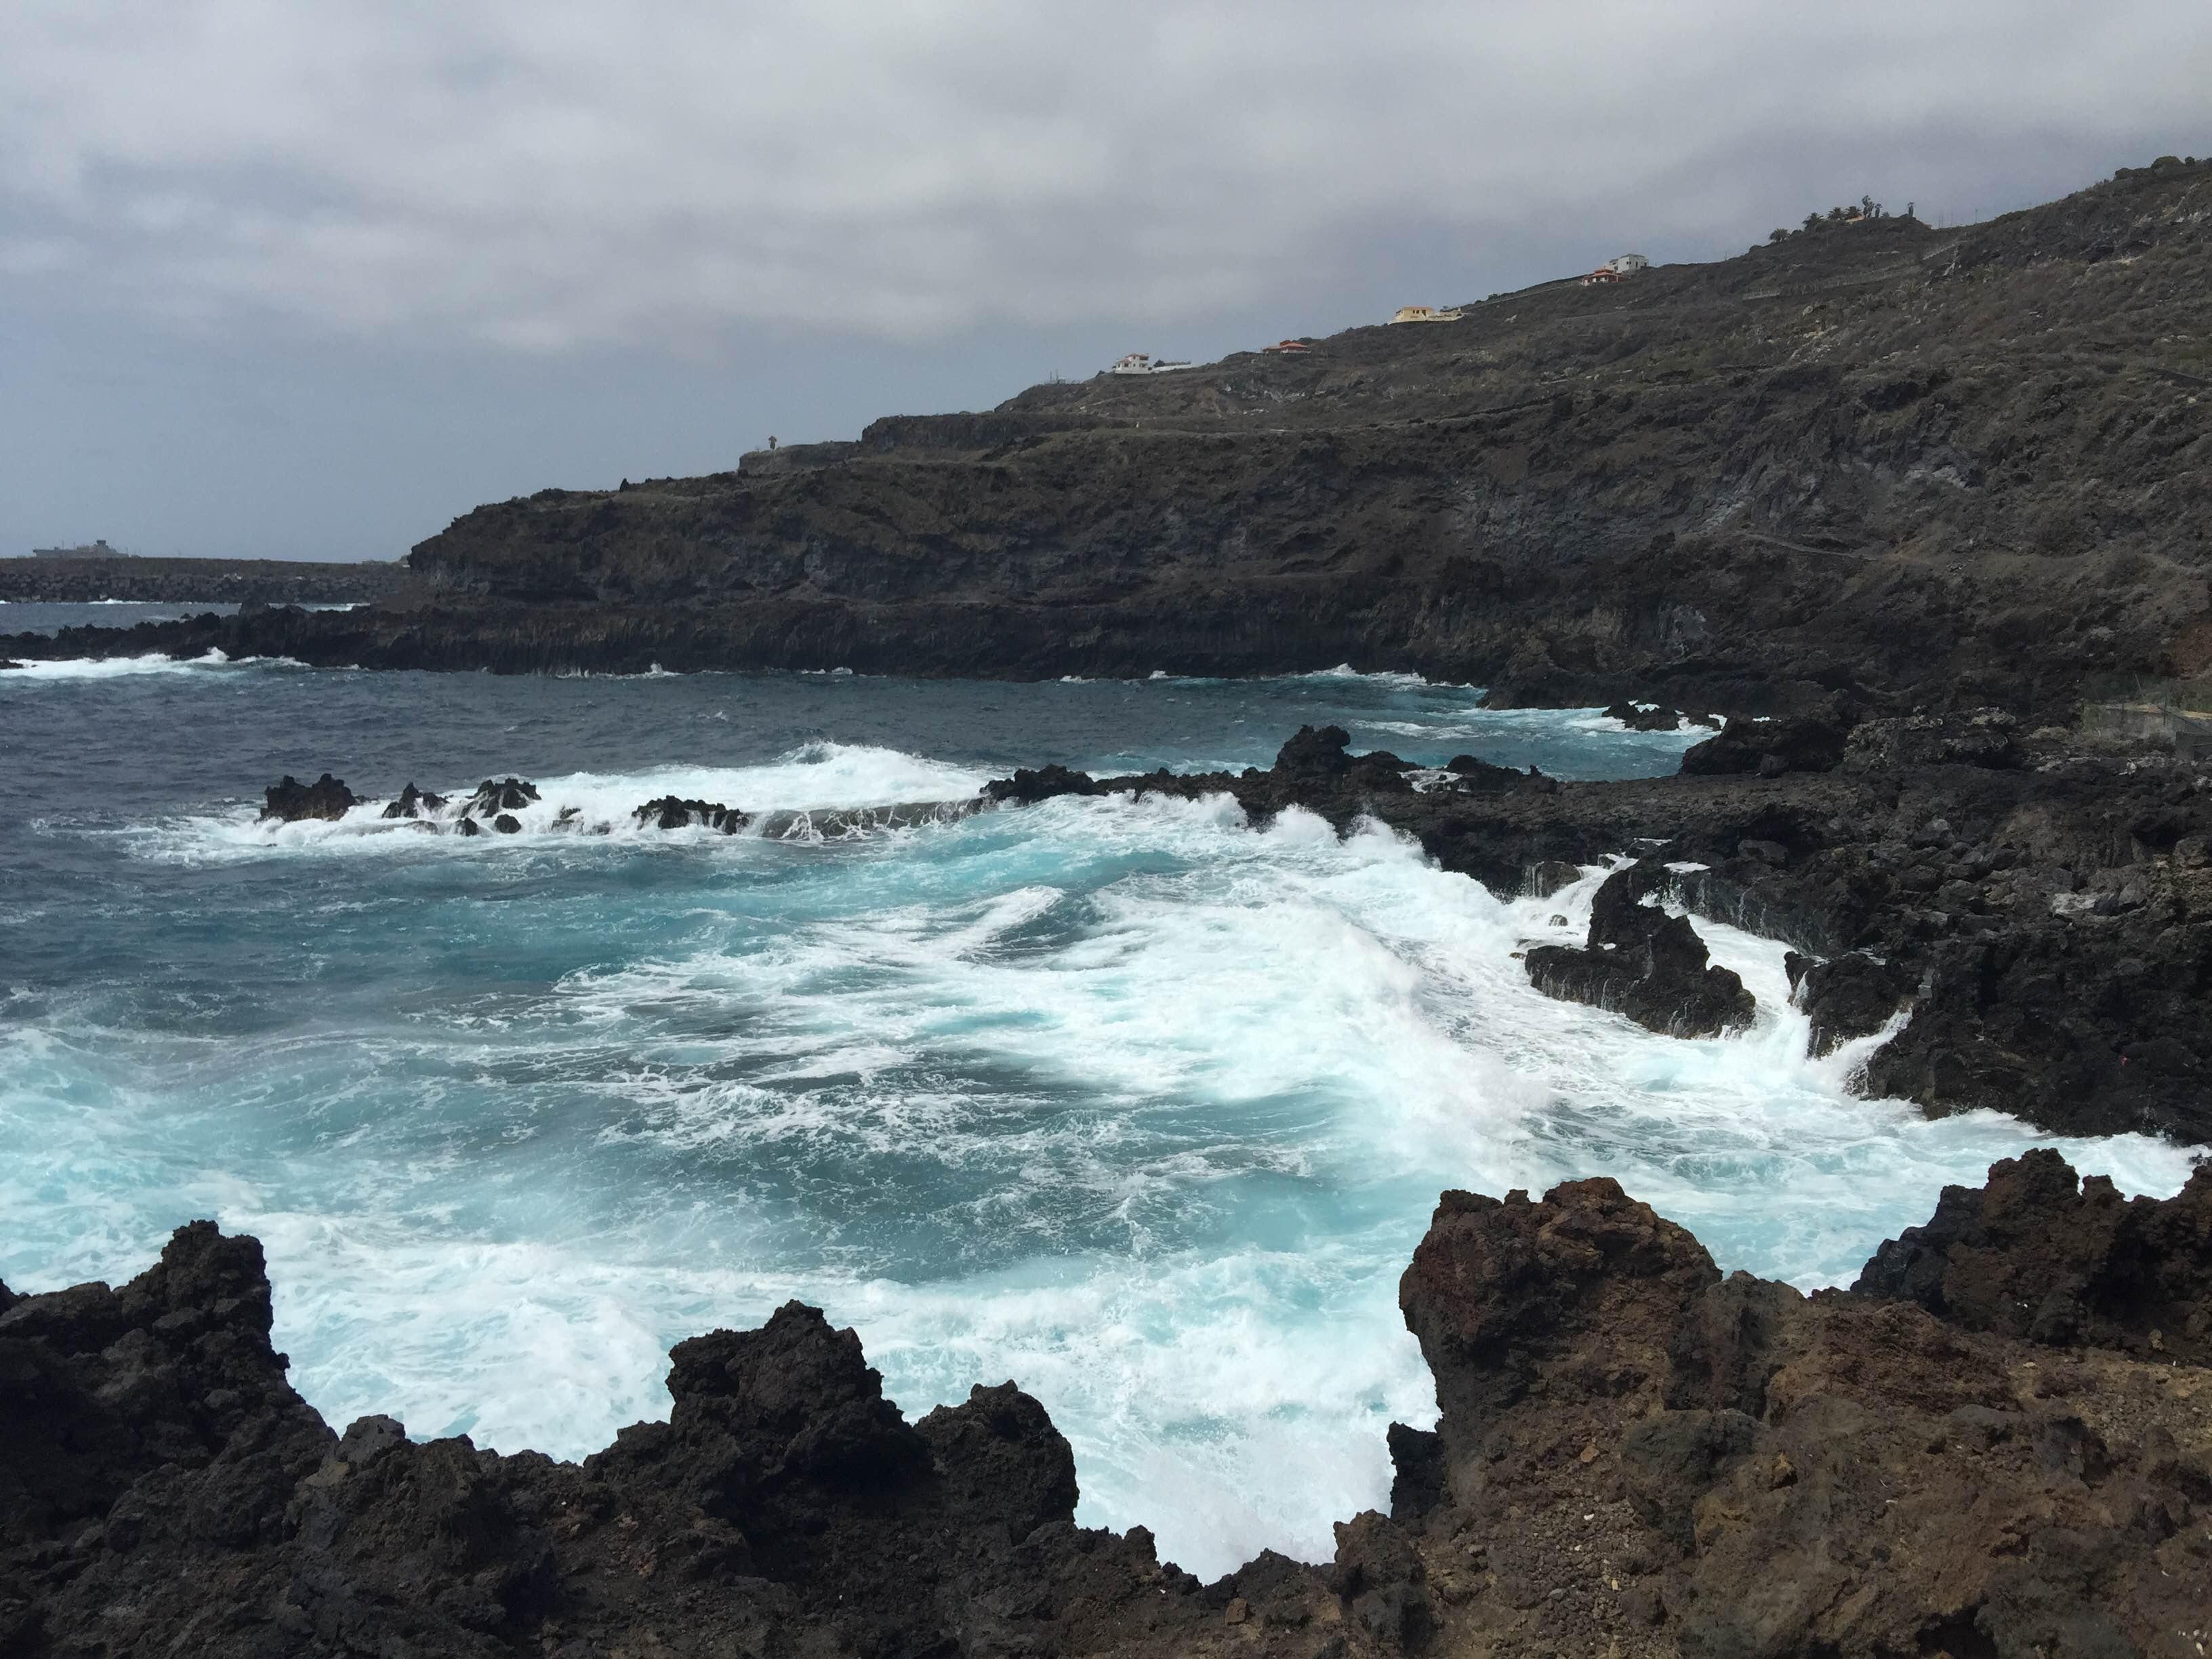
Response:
[4,1,2208,562]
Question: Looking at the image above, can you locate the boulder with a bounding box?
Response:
[1784,950,1917,1055]
[381,781,447,819]
[1525,861,1756,1036]
[1603,701,1685,731]
[1843,710,2020,771]
[1275,724,1356,777]
[1444,754,1559,794]
[260,773,358,822]
[465,777,539,816]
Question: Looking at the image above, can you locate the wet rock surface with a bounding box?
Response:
[1785,949,1917,1055]
[260,773,359,823]
[632,795,751,832]
[5,1154,2207,1656]
[1524,861,1756,1037]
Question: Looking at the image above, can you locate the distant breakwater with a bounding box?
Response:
[0,555,407,605]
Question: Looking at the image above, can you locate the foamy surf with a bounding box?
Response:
[5,680,2198,1584]
[132,741,998,861]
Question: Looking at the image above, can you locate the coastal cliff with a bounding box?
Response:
[4,1154,2206,1657]
[9,158,2209,720]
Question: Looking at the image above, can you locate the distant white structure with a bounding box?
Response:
[1390,305,1465,325]
[1109,352,1196,375]
[1581,253,1650,286]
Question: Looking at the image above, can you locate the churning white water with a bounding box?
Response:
[0,665,2192,1579]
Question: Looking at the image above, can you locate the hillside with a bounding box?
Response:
[10,157,2212,715]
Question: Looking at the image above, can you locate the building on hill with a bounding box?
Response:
[1261,339,1311,354]
[1107,352,1196,375]
[1580,254,1649,286]
[1389,306,1464,324]
[28,539,127,558]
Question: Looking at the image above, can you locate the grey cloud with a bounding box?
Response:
[5,0,2207,350]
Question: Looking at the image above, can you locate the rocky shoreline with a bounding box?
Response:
[253,706,2212,1147]
[0,557,406,608]
[5,162,2209,722]
[4,1151,2206,1658]
[986,718,2212,1147]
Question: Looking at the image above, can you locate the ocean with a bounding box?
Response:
[1,623,2192,1577]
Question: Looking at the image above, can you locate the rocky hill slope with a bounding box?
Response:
[4,1153,2207,1658]
[13,157,2208,717]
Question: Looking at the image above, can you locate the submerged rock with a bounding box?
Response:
[260,772,358,822]
[1524,859,1755,1036]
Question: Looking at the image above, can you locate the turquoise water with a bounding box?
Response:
[1,647,2191,1576]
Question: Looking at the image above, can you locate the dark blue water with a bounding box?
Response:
[1,644,2187,1574]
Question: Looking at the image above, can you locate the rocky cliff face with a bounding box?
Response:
[5,1155,2207,1657]
[16,161,2207,717]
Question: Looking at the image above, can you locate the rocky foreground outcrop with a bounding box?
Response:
[3,1153,2207,1657]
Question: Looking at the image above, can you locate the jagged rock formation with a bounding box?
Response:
[260,774,359,823]
[6,161,2209,716]
[1784,949,1916,1056]
[1854,1147,2212,1364]
[1524,861,1757,1037]
[632,796,751,832]
[3,1155,2206,1656]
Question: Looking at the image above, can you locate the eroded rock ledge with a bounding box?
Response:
[3,1154,2207,1657]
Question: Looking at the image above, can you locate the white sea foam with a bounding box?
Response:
[1,650,241,681]
[134,741,995,861]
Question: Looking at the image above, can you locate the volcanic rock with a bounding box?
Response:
[1785,949,1917,1054]
[983,763,1100,803]
[6,1152,2212,1655]
[1603,701,1686,732]
[1844,709,2022,771]
[466,777,540,815]
[1525,861,1756,1036]
[632,796,750,832]
[1679,700,1859,777]
[381,781,447,819]
[1853,1147,2212,1364]
[260,773,358,823]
